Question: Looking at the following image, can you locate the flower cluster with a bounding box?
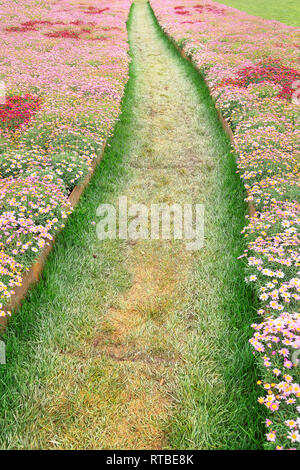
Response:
[0,95,41,132]
[0,0,131,316]
[251,312,300,449]
[219,59,300,101]
[150,0,300,449]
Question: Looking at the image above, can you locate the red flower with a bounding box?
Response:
[45,30,81,39]
[218,58,300,101]
[82,6,110,15]
[0,95,41,132]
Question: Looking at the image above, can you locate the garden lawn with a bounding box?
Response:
[219,0,300,27]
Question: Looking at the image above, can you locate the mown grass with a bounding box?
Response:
[219,0,300,27]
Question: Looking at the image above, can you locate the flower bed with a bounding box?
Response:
[0,95,41,132]
[150,0,300,449]
[0,0,131,317]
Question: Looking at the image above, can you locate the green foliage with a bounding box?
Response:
[220,0,300,27]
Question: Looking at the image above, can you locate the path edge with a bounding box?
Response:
[148,1,256,218]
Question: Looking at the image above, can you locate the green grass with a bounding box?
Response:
[0,0,265,450]
[219,0,300,27]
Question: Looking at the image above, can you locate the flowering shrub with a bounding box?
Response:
[150,0,300,449]
[0,0,131,316]
[251,312,300,448]
[219,59,300,101]
[0,174,71,263]
[0,95,41,132]
[0,150,90,191]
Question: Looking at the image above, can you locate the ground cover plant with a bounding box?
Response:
[150,0,300,450]
[0,0,263,450]
[0,0,131,317]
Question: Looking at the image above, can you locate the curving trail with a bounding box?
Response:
[84,0,221,448]
[0,0,260,450]
[94,0,224,448]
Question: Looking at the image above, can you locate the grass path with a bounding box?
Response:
[0,0,263,449]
